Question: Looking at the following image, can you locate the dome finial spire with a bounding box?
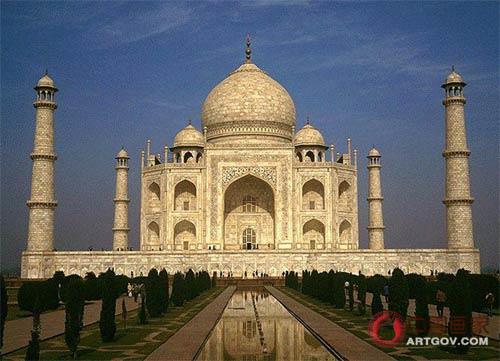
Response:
[452,65,455,72]
[245,34,252,63]
[306,114,310,125]
[45,68,49,76]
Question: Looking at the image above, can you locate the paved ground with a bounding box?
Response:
[266,286,395,361]
[145,286,236,361]
[2,296,138,355]
[365,293,500,340]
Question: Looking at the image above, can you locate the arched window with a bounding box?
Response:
[147,221,160,247]
[242,228,256,250]
[318,152,323,162]
[174,220,196,251]
[302,179,325,210]
[303,219,325,249]
[184,152,194,163]
[148,182,161,213]
[174,180,196,211]
[175,153,181,163]
[296,152,303,162]
[196,152,203,163]
[305,151,314,162]
[338,181,351,205]
[339,220,352,244]
[242,195,256,213]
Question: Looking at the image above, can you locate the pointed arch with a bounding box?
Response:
[224,174,274,250]
[303,219,325,249]
[339,219,352,244]
[147,221,160,248]
[184,151,194,163]
[338,181,351,204]
[305,151,314,162]
[302,179,325,210]
[174,220,196,250]
[148,182,161,212]
[174,180,196,211]
[296,152,303,162]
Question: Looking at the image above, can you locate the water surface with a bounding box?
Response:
[197,289,337,361]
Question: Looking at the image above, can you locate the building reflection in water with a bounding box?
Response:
[197,290,336,361]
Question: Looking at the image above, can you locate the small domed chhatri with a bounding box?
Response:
[201,36,296,144]
[443,66,465,85]
[116,148,129,158]
[294,122,326,147]
[173,123,204,148]
[368,147,381,157]
[36,71,57,89]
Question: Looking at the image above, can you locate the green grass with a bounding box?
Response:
[3,287,225,361]
[279,287,499,361]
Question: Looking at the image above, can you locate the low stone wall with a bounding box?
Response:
[21,248,480,279]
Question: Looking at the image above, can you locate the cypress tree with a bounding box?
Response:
[448,269,472,354]
[388,268,409,320]
[146,269,162,317]
[371,292,384,315]
[61,275,85,359]
[413,275,430,336]
[171,272,185,306]
[357,274,367,315]
[137,284,147,325]
[159,269,169,313]
[348,277,354,311]
[211,271,217,288]
[185,269,196,300]
[99,269,118,342]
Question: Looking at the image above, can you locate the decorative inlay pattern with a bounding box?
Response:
[222,166,277,187]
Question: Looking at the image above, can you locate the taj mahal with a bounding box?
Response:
[21,39,480,279]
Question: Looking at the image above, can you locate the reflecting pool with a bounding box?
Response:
[197,289,337,361]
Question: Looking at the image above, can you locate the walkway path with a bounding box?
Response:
[2,296,138,355]
[266,286,395,361]
[145,286,236,361]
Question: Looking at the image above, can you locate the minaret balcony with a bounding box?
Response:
[33,100,57,109]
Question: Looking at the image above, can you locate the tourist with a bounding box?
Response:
[344,280,350,299]
[436,288,446,317]
[383,284,389,303]
[485,292,495,317]
[127,283,133,297]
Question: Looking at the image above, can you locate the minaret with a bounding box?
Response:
[367,147,385,249]
[113,148,130,251]
[442,67,474,249]
[26,72,58,251]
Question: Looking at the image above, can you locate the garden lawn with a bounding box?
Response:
[3,287,224,361]
[279,287,499,361]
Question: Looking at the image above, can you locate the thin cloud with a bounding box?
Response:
[85,3,194,47]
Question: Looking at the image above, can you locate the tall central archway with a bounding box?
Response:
[223,175,275,250]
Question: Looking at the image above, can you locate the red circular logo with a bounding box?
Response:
[368,310,405,347]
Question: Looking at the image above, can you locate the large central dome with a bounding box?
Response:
[201,60,296,144]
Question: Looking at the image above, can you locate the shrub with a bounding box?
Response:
[371,292,384,315]
[99,269,118,342]
[185,269,196,301]
[159,269,169,313]
[61,275,86,359]
[146,269,162,317]
[388,268,409,320]
[84,272,101,301]
[357,274,367,315]
[413,275,430,336]
[170,272,185,307]
[331,272,345,309]
[448,269,472,354]
[211,271,217,288]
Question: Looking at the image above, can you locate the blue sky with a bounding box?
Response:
[1,1,498,271]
